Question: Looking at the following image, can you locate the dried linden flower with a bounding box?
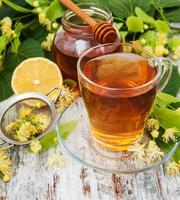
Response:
[0,151,13,182]
[17,122,37,142]
[5,108,50,142]
[146,118,160,130]
[34,113,50,131]
[47,154,65,168]
[19,107,32,118]
[145,140,164,163]
[172,46,180,60]
[156,33,168,45]
[150,130,159,138]
[41,33,55,51]
[144,45,153,53]
[155,45,165,57]
[165,161,179,176]
[29,140,42,153]
[56,86,78,114]
[0,17,15,39]
[162,127,178,143]
[128,143,145,160]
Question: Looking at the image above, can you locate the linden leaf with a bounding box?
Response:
[155,20,170,33]
[135,7,155,25]
[126,16,143,32]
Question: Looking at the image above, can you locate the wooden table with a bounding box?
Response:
[0,136,179,200]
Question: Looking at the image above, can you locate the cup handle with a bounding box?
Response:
[158,57,173,92]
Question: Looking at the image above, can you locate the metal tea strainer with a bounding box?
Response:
[0,87,61,146]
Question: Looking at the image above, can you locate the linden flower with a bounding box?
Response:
[0,17,15,39]
[32,0,39,7]
[146,118,160,130]
[144,45,153,53]
[150,130,159,138]
[155,45,165,57]
[29,140,42,154]
[34,113,50,131]
[128,143,145,160]
[172,46,180,60]
[162,127,178,143]
[0,151,13,182]
[165,161,179,176]
[156,33,168,45]
[38,12,46,24]
[41,33,55,51]
[17,122,37,142]
[5,122,18,134]
[19,107,32,118]
[47,154,65,168]
[56,86,78,114]
[52,22,59,29]
[145,140,164,163]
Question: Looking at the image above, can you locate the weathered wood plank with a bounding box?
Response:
[0,143,179,200]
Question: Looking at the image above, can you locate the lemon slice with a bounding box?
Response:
[11,57,63,103]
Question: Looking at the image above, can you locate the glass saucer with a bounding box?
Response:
[56,98,179,174]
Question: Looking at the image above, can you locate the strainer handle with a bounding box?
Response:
[45,87,61,104]
[0,139,13,150]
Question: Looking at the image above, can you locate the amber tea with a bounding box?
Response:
[79,52,158,151]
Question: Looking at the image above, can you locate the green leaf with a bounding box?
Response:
[0,0,30,19]
[108,0,151,19]
[154,0,180,8]
[153,93,180,130]
[63,79,77,89]
[46,0,64,21]
[156,138,180,162]
[139,31,157,48]
[119,31,128,43]
[155,20,170,33]
[135,7,155,25]
[5,38,44,69]
[165,7,180,22]
[0,35,9,54]
[39,129,58,152]
[39,119,79,151]
[155,92,180,108]
[0,69,14,101]
[3,0,34,13]
[126,16,143,32]
[163,65,180,96]
[168,37,180,49]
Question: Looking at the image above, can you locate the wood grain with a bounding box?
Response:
[0,144,179,200]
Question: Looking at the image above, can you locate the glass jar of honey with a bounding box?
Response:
[53,3,119,84]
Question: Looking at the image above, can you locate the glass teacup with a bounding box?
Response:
[77,43,172,151]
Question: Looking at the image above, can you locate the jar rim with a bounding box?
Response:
[61,3,113,35]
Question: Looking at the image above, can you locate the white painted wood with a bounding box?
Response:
[0,142,179,200]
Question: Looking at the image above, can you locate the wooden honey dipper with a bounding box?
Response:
[60,0,118,44]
